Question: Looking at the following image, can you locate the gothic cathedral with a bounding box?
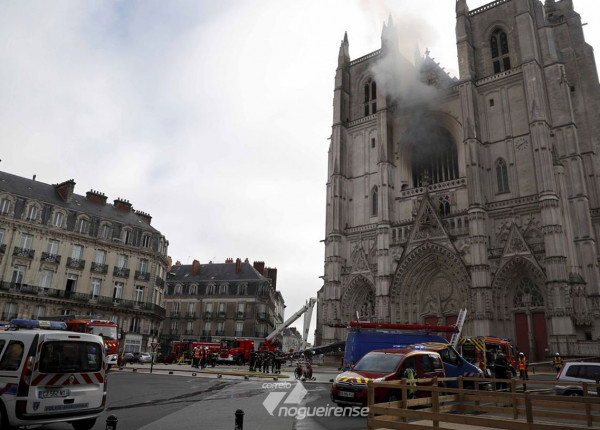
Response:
[317,0,600,360]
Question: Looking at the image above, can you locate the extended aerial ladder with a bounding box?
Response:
[263,297,317,351]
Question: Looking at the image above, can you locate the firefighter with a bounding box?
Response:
[262,351,270,373]
[249,350,257,372]
[518,352,528,380]
[200,348,207,369]
[403,367,417,399]
[192,347,200,368]
[553,353,564,374]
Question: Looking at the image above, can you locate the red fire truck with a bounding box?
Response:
[43,317,119,367]
[170,339,254,365]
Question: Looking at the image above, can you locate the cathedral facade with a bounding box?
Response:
[317,0,600,360]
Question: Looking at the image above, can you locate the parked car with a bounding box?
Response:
[124,352,136,363]
[331,348,446,405]
[555,362,600,396]
[138,352,153,363]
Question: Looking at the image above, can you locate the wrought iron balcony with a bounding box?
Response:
[185,312,196,318]
[184,330,194,335]
[0,281,166,317]
[215,330,225,336]
[216,312,226,319]
[113,267,130,278]
[66,258,85,270]
[13,247,34,258]
[170,312,181,318]
[0,244,6,254]
[236,312,246,319]
[91,262,108,274]
[135,271,150,281]
[41,252,61,264]
[203,312,213,319]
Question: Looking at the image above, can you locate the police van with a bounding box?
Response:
[0,319,107,430]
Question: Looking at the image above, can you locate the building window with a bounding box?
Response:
[216,321,225,335]
[99,224,110,239]
[0,198,10,215]
[139,258,148,273]
[187,302,195,316]
[237,302,245,319]
[135,286,144,304]
[121,229,131,244]
[142,235,151,248]
[371,138,376,148]
[0,228,4,245]
[95,250,106,265]
[62,309,71,316]
[39,269,53,290]
[130,318,140,333]
[46,239,59,255]
[174,284,182,295]
[71,245,83,260]
[76,218,89,234]
[219,284,227,295]
[113,282,123,302]
[90,278,101,300]
[186,321,193,334]
[124,338,141,353]
[237,284,247,295]
[363,78,377,116]
[496,158,510,193]
[117,254,128,269]
[207,284,215,295]
[491,29,510,74]
[11,265,26,286]
[173,302,180,314]
[2,302,17,320]
[19,233,33,250]
[189,285,197,295]
[235,322,243,337]
[26,205,39,221]
[170,321,178,333]
[205,302,213,316]
[409,125,458,188]
[32,305,45,319]
[203,321,211,336]
[438,195,451,217]
[371,186,378,217]
[218,303,226,318]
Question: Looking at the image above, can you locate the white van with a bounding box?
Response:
[0,319,107,430]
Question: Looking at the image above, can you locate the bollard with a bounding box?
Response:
[234,409,244,430]
[106,415,118,430]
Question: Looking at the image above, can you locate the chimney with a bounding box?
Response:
[114,198,133,212]
[253,261,265,275]
[225,258,233,264]
[167,256,173,272]
[244,258,249,263]
[86,189,108,205]
[235,258,242,273]
[135,210,152,225]
[191,260,201,275]
[266,267,278,289]
[54,179,76,203]
[32,174,36,181]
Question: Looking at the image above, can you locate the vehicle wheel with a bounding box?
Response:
[388,392,400,402]
[236,355,244,366]
[71,418,96,430]
[0,401,12,430]
[567,391,582,396]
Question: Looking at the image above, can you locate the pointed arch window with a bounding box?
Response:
[514,277,544,308]
[491,29,511,74]
[371,186,378,217]
[496,158,509,193]
[363,78,377,116]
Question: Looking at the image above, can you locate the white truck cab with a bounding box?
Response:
[0,319,107,430]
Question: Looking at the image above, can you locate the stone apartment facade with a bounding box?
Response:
[0,170,169,353]
[318,0,600,359]
[162,259,284,348]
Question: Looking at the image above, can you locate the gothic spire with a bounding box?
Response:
[338,31,350,66]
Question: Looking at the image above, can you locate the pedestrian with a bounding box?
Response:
[553,353,564,374]
[494,352,509,391]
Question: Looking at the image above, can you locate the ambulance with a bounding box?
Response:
[0,319,107,430]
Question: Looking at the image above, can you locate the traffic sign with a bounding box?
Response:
[151,342,160,350]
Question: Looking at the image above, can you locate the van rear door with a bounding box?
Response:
[26,333,105,416]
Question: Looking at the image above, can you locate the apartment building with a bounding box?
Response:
[0,170,169,353]
[163,258,284,348]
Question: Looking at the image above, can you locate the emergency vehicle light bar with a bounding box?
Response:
[9,319,67,330]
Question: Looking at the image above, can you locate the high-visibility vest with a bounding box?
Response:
[194,350,200,358]
[518,357,527,370]
[553,356,563,367]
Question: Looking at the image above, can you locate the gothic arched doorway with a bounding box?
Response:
[341,275,376,322]
[390,242,470,328]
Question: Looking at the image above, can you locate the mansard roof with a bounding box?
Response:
[167,262,267,283]
[0,170,158,232]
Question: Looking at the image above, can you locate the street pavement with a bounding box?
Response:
[116,361,341,385]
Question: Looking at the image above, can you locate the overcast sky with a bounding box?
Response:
[1,1,599,343]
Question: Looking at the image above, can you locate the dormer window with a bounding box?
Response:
[27,205,39,221]
[491,29,510,74]
[363,78,377,116]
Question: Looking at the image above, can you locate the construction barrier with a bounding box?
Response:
[367,376,600,429]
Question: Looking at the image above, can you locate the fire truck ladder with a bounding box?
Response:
[449,309,467,348]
